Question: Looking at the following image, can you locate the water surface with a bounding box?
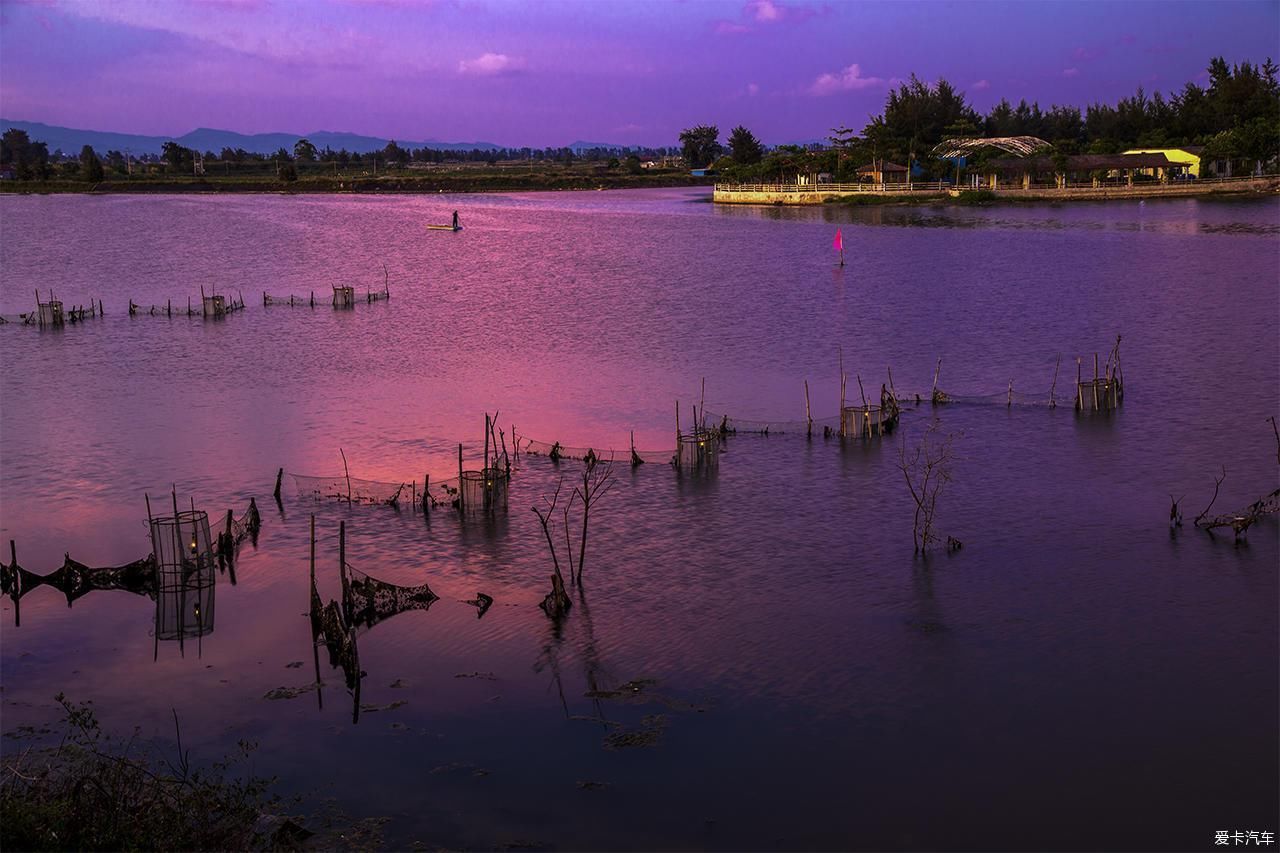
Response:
[2,189,1277,850]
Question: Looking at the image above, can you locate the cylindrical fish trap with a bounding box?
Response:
[150,509,216,642]
[840,404,896,439]
[1075,377,1123,412]
[155,564,215,641]
[202,294,226,317]
[676,429,719,471]
[150,509,214,573]
[332,285,356,308]
[37,299,64,328]
[459,468,508,514]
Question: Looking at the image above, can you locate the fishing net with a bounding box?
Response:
[332,286,356,308]
[291,473,411,506]
[4,555,156,607]
[926,387,1059,407]
[263,293,318,308]
[130,300,201,317]
[365,288,390,303]
[316,598,360,690]
[703,410,841,436]
[0,313,36,325]
[290,471,459,509]
[519,437,674,466]
[343,561,438,633]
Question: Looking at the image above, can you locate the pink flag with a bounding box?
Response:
[833,228,843,252]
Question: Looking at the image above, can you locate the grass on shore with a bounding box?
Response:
[1,694,304,851]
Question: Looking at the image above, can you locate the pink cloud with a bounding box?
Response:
[457,52,525,76]
[1062,67,1079,78]
[1071,46,1105,62]
[748,0,783,22]
[713,19,749,35]
[808,63,884,95]
[746,82,759,96]
[971,79,990,91]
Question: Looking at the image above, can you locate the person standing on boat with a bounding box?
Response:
[452,210,460,229]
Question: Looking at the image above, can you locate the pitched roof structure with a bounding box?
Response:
[933,136,1051,158]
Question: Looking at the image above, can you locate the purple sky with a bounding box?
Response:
[2,0,1277,147]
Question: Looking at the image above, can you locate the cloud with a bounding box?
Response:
[746,82,759,96]
[808,63,884,95]
[971,79,990,91]
[1062,67,1079,78]
[748,0,782,21]
[1071,46,1105,62]
[458,52,525,76]
[713,19,749,34]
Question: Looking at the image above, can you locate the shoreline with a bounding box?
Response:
[0,173,714,196]
[713,175,1280,206]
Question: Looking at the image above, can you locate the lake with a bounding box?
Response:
[1,188,1277,850]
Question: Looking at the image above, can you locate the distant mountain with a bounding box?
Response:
[0,119,501,156]
[567,140,637,152]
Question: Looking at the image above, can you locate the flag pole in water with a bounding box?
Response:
[833,228,845,267]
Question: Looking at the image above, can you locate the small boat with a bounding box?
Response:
[426,224,462,232]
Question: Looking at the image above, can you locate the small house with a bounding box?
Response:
[856,161,908,184]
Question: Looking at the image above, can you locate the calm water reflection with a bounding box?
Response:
[1,189,1277,850]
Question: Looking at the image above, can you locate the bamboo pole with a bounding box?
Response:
[10,540,19,628]
[932,357,942,399]
[338,520,348,622]
[856,374,867,408]
[1092,353,1100,410]
[457,444,464,512]
[1050,353,1061,408]
[424,474,431,515]
[1076,358,1083,410]
[804,380,812,437]
[340,448,352,503]
[1007,380,1013,407]
[171,487,185,657]
[273,467,284,502]
[309,513,316,596]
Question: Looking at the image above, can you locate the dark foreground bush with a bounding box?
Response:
[0,694,306,851]
[955,189,998,204]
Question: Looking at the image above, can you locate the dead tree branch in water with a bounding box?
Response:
[573,459,615,586]
[1270,416,1279,465]
[896,422,958,554]
[1193,466,1226,527]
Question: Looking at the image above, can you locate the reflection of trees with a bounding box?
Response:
[533,588,615,729]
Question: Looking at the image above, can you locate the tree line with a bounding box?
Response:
[0,130,682,182]
[683,55,1280,181]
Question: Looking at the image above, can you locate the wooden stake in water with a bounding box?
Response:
[340,448,352,503]
[1050,353,1061,409]
[338,520,348,621]
[804,380,812,437]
